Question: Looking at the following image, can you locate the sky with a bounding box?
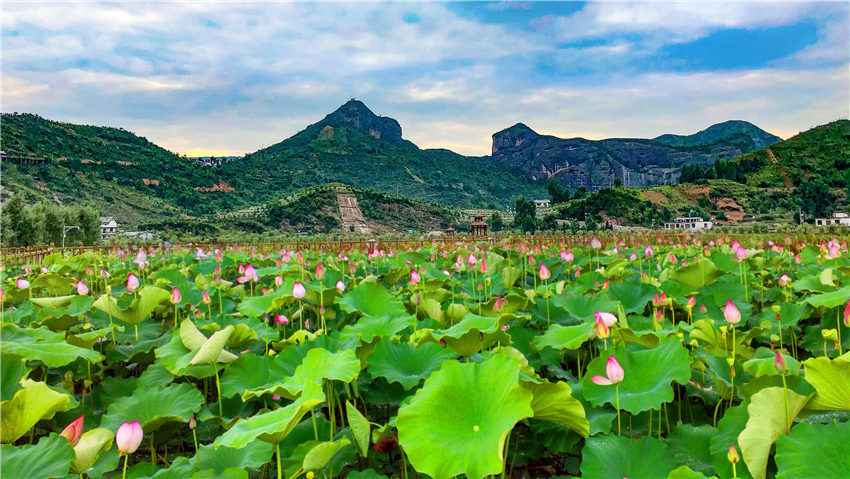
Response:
[3,1,848,156]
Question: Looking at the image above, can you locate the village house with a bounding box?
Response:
[100,217,118,240]
[664,217,713,231]
[815,212,850,226]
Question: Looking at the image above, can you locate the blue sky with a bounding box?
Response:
[3,1,848,156]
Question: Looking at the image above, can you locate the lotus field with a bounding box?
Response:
[2,235,850,479]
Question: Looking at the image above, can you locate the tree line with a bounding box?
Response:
[1,196,101,247]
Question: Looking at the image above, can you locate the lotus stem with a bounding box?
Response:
[121,454,129,479]
[275,443,282,479]
[214,365,223,417]
[615,384,621,435]
[192,428,200,470]
[781,373,791,433]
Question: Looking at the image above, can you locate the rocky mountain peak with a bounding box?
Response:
[320,99,403,143]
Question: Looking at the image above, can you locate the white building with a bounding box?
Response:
[664,217,713,231]
[533,199,551,209]
[815,212,850,226]
[100,217,118,240]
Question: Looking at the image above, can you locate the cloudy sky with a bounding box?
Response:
[3,1,848,156]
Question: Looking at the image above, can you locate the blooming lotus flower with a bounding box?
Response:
[60,415,84,446]
[336,280,345,292]
[126,274,139,292]
[237,264,258,284]
[779,274,791,286]
[591,356,624,385]
[293,282,306,299]
[595,311,617,327]
[24,265,32,275]
[565,251,574,263]
[590,238,602,249]
[215,250,223,262]
[115,421,143,455]
[595,315,610,339]
[15,278,30,289]
[409,269,420,285]
[201,291,211,305]
[774,351,787,374]
[629,252,637,261]
[560,250,568,261]
[644,246,653,257]
[76,281,89,295]
[467,253,477,265]
[724,300,741,325]
[539,263,550,281]
[315,263,325,280]
[274,314,289,325]
[100,268,110,278]
[170,287,181,304]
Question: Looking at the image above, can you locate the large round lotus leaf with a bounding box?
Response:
[92,285,170,325]
[0,324,102,368]
[1,380,70,443]
[415,313,509,357]
[579,434,677,479]
[215,394,324,448]
[608,281,657,314]
[774,420,850,479]
[278,348,360,397]
[668,258,723,289]
[547,292,619,324]
[803,286,850,308]
[581,338,691,414]
[738,387,811,479]
[100,382,204,433]
[336,281,407,319]
[339,313,414,342]
[396,354,533,479]
[366,339,453,389]
[666,424,716,476]
[802,354,850,410]
[0,433,75,479]
[533,322,594,351]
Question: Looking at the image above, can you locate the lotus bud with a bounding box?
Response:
[644,246,653,257]
[724,300,741,325]
[699,304,707,314]
[126,274,139,292]
[595,311,617,327]
[100,268,110,278]
[170,287,181,304]
[501,324,509,331]
[201,291,211,305]
[527,255,535,266]
[115,421,143,455]
[16,278,30,289]
[727,443,739,464]
[779,274,790,286]
[687,295,696,309]
[590,356,624,385]
[274,275,283,288]
[60,415,85,446]
[630,252,637,261]
[293,282,306,299]
[336,280,345,292]
[188,415,196,430]
[494,296,504,311]
[477,281,483,291]
[275,314,289,325]
[844,300,850,327]
[590,238,602,249]
[574,268,580,278]
[76,281,89,295]
[409,269,420,285]
[774,351,787,374]
[595,316,610,339]
[24,265,32,275]
[479,260,488,273]
[539,263,550,281]
[315,263,325,280]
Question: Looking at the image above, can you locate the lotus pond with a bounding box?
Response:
[1,236,849,479]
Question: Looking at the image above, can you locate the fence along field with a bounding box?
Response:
[0,233,848,479]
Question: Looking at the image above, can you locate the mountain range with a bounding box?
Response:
[2,99,833,233]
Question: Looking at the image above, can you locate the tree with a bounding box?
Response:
[613,177,622,188]
[488,212,504,232]
[547,179,570,204]
[797,178,835,218]
[512,196,537,233]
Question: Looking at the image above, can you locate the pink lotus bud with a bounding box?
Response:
[100,269,110,278]
[653,293,662,308]
[591,356,624,385]
[699,304,707,314]
[727,443,739,464]
[16,278,30,289]
[215,250,222,262]
[724,300,741,325]
[336,280,345,292]
[560,250,568,261]
[574,269,580,278]
[528,255,535,266]
[467,253,477,265]
[409,269,420,285]
[76,281,89,295]
[238,264,245,274]
[565,251,574,263]
[170,286,181,304]
[539,263,550,281]
[126,274,139,292]
[844,300,850,327]
[274,314,289,325]
[115,421,143,455]
[501,324,509,331]
[590,238,602,249]
[60,415,85,446]
[494,296,504,311]
[292,282,306,299]
[687,295,696,308]
[274,275,283,287]
[595,316,610,339]
[24,265,32,275]
[774,351,787,374]
[315,263,325,280]
[201,291,211,305]
[595,311,617,327]
[630,252,637,261]
[188,415,196,430]
[668,253,678,264]
[644,246,653,257]
[479,260,488,273]
[779,274,790,286]
[477,281,483,291]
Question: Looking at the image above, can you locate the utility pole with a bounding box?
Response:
[62,225,80,248]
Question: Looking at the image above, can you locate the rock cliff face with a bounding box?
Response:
[490,121,781,190]
[317,99,403,143]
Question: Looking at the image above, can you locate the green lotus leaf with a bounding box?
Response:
[1,353,27,402]
[278,348,360,397]
[802,354,850,410]
[219,353,277,399]
[339,312,414,342]
[366,339,453,390]
[581,338,692,414]
[138,362,175,389]
[336,281,407,319]
[666,465,718,479]
[522,379,589,437]
[742,348,800,377]
[547,292,619,324]
[31,273,76,295]
[157,330,221,378]
[100,382,204,433]
[236,286,288,318]
[29,294,75,309]
[214,393,324,448]
[0,324,103,367]
[0,433,75,479]
[666,424,716,476]
[180,319,238,363]
[345,401,370,457]
[804,286,850,308]
[774,420,850,479]
[303,437,351,472]
[668,258,722,290]
[738,387,811,479]
[416,312,509,357]
[194,441,273,474]
[533,321,594,351]
[1,380,70,443]
[608,281,657,314]
[92,285,170,325]
[70,428,114,474]
[397,355,533,479]
[580,434,678,479]
[189,324,235,365]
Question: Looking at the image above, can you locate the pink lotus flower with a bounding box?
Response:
[528,255,535,266]
[565,251,574,263]
[116,421,143,455]
[237,264,258,284]
[126,274,139,292]
[409,269,421,285]
[274,275,283,287]
[274,314,289,325]
[60,415,84,446]
[595,311,617,327]
[315,263,325,280]
[467,253,477,265]
[24,265,32,275]
[574,269,580,278]
[595,315,610,339]
[724,300,741,325]
[15,278,30,289]
[539,263,550,281]
[560,250,568,261]
[687,295,696,309]
[629,252,637,261]
[215,250,223,262]
[336,280,345,292]
[644,246,653,257]
[100,269,110,278]
[188,415,196,430]
[591,356,624,385]
[590,238,602,249]
[779,274,791,286]
[292,282,306,299]
[479,260,488,273]
[170,287,181,304]
[76,281,89,295]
